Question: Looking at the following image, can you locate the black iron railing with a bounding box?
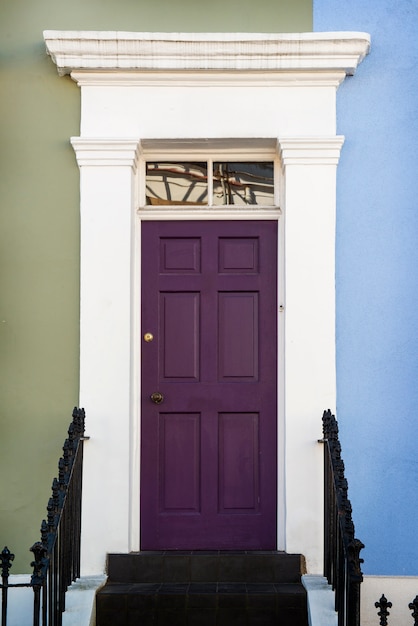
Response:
[321,409,365,626]
[0,407,86,626]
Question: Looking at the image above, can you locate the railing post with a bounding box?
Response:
[347,537,364,626]
[30,541,48,626]
[0,547,15,626]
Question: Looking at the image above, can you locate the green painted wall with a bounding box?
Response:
[0,0,312,573]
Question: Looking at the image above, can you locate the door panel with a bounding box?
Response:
[141,221,277,549]
[218,412,259,512]
[218,292,259,380]
[160,412,201,512]
[160,292,200,380]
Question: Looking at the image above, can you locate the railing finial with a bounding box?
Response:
[322,408,339,441]
[409,595,418,625]
[347,537,364,581]
[375,594,392,626]
[0,547,15,579]
[30,541,48,587]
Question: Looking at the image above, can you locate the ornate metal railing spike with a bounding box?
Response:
[52,476,59,504]
[74,407,85,437]
[63,438,71,466]
[40,519,48,545]
[343,512,355,540]
[409,595,418,625]
[347,538,365,580]
[375,594,392,626]
[30,541,48,586]
[68,421,75,443]
[58,456,66,487]
[323,408,339,441]
[0,547,15,579]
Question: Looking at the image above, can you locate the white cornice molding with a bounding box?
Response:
[278,137,345,166]
[44,31,370,78]
[70,136,345,168]
[71,138,140,169]
[70,70,348,88]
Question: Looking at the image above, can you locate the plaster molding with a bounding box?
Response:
[278,137,345,166]
[71,138,140,169]
[138,137,279,159]
[70,70,348,88]
[137,207,281,221]
[44,31,370,77]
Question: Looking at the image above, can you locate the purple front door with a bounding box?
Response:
[141,221,277,549]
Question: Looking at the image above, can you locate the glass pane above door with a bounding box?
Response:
[213,162,274,206]
[146,162,208,205]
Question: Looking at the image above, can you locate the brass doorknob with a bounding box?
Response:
[150,392,164,404]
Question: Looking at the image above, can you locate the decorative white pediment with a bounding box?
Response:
[44,30,370,78]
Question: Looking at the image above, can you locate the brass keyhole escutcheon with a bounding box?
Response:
[144,332,154,342]
[150,392,164,404]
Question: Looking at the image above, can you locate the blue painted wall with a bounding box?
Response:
[315,0,418,575]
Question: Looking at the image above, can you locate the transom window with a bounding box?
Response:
[145,161,274,207]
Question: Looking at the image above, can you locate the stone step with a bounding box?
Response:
[96,551,309,626]
[106,551,306,584]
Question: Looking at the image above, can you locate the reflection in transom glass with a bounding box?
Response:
[213,162,274,206]
[145,161,275,206]
[146,162,208,205]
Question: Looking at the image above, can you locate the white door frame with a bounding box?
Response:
[133,142,284,553]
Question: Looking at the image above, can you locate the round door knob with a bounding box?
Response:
[150,392,164,404]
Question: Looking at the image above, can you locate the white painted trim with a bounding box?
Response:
[130,215,141,554]
[279,137,345,165]
[138,208,281,221]
[276,212,286,551]
[71,70,347,89]
[44,31,370,76]
[139,137,279,157]
[71,71,349,89]
[46,29,369,576]
[70,138,140,169]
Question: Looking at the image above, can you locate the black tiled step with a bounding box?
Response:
[96,552,308,626]
[106,551,306,584]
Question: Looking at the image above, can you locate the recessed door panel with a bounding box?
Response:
[160,237,201,273]
[160,292,200,381]
[218,237,259,273]
[218,412,259,512]
[218,292,259,381]
[159,412,201,512]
